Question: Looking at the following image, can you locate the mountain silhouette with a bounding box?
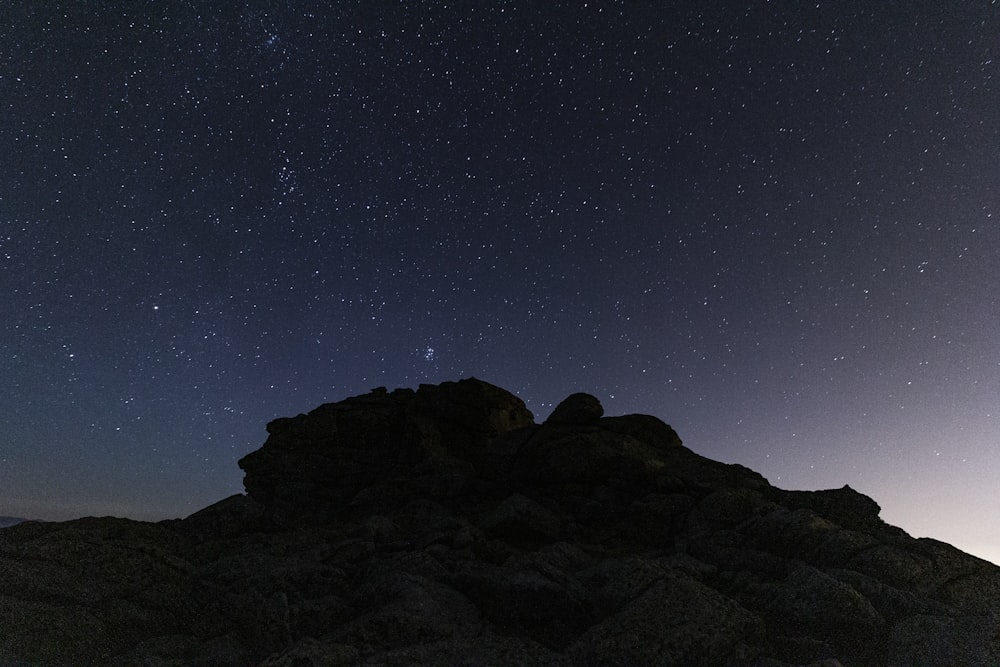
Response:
[2,378,998,665]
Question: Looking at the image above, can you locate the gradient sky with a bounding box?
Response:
[2,3,998,564]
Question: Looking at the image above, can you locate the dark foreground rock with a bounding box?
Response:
[3,377,999,666]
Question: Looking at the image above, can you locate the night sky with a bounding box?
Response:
[3,3,999,563]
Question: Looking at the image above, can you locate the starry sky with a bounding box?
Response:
[2,2,999,563]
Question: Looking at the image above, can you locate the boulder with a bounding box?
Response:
[568,559,763,665]
[545,392,604,424]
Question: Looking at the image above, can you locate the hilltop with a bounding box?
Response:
[2,378,998,665]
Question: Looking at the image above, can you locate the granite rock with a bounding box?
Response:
[545,392,604,424]
[2,378,999,666]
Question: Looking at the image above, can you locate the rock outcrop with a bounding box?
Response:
[544,391,604,424]
[2,377,999,666]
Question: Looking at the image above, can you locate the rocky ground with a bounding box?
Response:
[3,377,999,666]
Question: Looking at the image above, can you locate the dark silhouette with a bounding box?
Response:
[2,378,998,665]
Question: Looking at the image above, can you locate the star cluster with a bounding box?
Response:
[2,3,998,562]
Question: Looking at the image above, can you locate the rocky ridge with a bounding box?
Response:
[2,377,999,666]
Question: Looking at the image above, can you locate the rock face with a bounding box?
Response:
[238,378,535,526]
[3,377,1000,666]
[545,392,604,424]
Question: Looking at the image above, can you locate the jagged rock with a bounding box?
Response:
[237,377,534,525]
[2,378,1000,666]
[546,392,604,424]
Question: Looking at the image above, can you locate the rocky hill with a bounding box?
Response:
[2,378,999,666]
